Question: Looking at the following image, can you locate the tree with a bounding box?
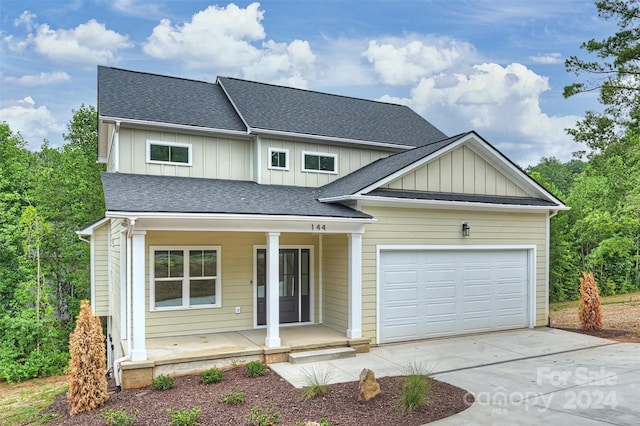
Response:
[579,272,603,330]
[67,300,108,415]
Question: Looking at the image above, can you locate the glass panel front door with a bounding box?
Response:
[256,248,310,325]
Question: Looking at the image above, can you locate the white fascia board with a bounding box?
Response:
[252,128,413,151]
[328,195,569,213]
[76,217,110,236]
[99,116,250,139]
[105,211,374,234]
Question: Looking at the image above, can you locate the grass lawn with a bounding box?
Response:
[0,376,68,426]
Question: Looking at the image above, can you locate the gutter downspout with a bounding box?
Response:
[546,210,558,327]
[114,121,121,173]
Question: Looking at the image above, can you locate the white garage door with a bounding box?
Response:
[379,249,529,344]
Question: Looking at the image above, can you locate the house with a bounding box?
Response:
[79,66,568,389]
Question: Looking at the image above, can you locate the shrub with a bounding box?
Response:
[399,362,432,414]
[167,406,201,426]
[200,367,224,384]
[152,374,175,390]
[246,404,280,426]
[100,406,139,426]
[219,389,245,404]
[300,365,333,400]
[579,272,603,331]
[246,360,266,377]
[296,418,331,426]
[67,300,108,415]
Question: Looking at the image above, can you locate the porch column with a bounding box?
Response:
[130,230,147,361]
[347,232,362,339]
[265,232,281,347]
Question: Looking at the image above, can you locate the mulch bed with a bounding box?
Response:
[44,367,473,425]
[553,327,640,343]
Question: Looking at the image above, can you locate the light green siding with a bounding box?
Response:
[360,206,548,344]
[93,223,110,316]
[143,231,320,338]
[321,234,348,332]
[118,128,252,179]
[260,137,390,187]
[385,145,528,197]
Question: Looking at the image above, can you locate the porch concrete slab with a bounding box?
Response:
[239,325,350,349]
[268,328,640,425]
[145,331,261,363]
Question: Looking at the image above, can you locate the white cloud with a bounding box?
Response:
[529,52,563,64]
[3,71,70,86]
[364,36,476,85]
[0,97,65,149]
[30,19,132,66]
[379,62,580,166]
[143,2,316,86]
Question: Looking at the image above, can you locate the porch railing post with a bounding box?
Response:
[265,232,281,347]
[347,232,362,339]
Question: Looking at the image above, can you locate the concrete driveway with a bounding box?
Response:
[269,328,640,425]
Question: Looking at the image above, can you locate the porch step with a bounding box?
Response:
[288,347,356,364]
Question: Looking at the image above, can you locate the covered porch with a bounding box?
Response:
[119,325,370,389]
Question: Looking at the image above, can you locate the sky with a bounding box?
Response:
[0,0,616,167]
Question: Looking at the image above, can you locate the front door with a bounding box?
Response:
[256,248,310,325]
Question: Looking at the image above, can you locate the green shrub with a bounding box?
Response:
[246,360,266,377]
[167,406,201,426]
[246,404,280,426]
[300,365,333,400]
[152,374,175,390]
[99,406,139,426]
[399,361,433,413]
[200,367,224,384]
[296,418,331,426]
[219,389,245,404]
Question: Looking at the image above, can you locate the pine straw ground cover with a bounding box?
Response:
[43,367,472,425]
[550,292,640,343]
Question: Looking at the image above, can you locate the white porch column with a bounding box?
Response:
[130,230,147,361]
[347,232,362,339]
[265,232,281,347]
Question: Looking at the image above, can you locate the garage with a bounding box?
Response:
[379,248,530,344]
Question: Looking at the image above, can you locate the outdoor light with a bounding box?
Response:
[461,221,470,237]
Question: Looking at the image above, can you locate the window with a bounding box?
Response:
[146,140,192,166]
[302,151,337,173]
[268,148,289,170]
[150,246,221,310]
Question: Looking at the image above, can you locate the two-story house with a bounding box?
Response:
[79,66,567,389]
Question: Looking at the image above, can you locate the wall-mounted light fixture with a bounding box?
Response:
[461,221,470,237]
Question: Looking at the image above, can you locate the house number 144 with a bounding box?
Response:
[312,224,327,231]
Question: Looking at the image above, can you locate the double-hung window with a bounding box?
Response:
[268,148,289,170]
[146,140,192,166]
[150,246,221,310]
[302,151,337,173]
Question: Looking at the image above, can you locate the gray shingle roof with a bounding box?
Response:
[367,189,558,207]
[218,77,447,147]
[102,173,372,219]
[98,66,247,132]
[318,134,467,198]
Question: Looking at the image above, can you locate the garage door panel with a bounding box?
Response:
[380,249,529,343]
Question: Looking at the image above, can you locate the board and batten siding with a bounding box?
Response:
[360,206,548,345]
[143,231,320,338]
[92,223,110,316]
[260,137,390,187]
[321,234,349,332]
[384,145,528,197]
[117,128,252,180]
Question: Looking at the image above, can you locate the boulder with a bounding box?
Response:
[358,368,381,401]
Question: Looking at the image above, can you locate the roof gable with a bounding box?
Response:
[218,76,447,148]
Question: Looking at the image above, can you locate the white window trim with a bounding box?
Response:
[146,140,193,166]
[301,151,338,174]
[268,147,289,171]
[149,245,221,311]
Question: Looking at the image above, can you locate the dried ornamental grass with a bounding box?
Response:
[67,300,108,415]
[579,272,603,331]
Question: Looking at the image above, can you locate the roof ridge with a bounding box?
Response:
[218,76,411,109]
[100,65,215,86]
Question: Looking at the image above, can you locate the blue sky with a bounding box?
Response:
[0,0,615,166]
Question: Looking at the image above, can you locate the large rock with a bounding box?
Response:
[358,368,381,401]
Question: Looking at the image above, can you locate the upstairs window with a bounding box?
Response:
[147,140,192,166]
[268,148,289,170]
[302,151,337,174]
